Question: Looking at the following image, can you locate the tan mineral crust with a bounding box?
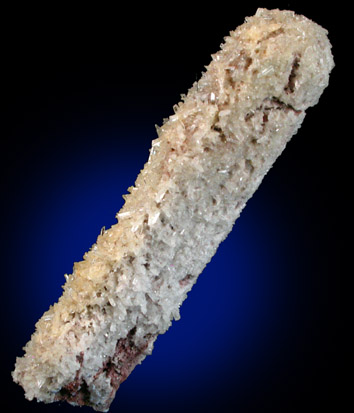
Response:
[12,8,334,412]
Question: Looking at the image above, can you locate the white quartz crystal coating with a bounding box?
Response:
[12,8,334,412]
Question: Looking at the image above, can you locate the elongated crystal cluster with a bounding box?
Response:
[13,8,333,412]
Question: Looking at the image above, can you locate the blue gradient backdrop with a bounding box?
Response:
[2,3,342,412]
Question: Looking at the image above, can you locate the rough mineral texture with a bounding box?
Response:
[12,8,334,412]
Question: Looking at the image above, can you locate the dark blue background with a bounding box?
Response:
[1,2,343,412]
